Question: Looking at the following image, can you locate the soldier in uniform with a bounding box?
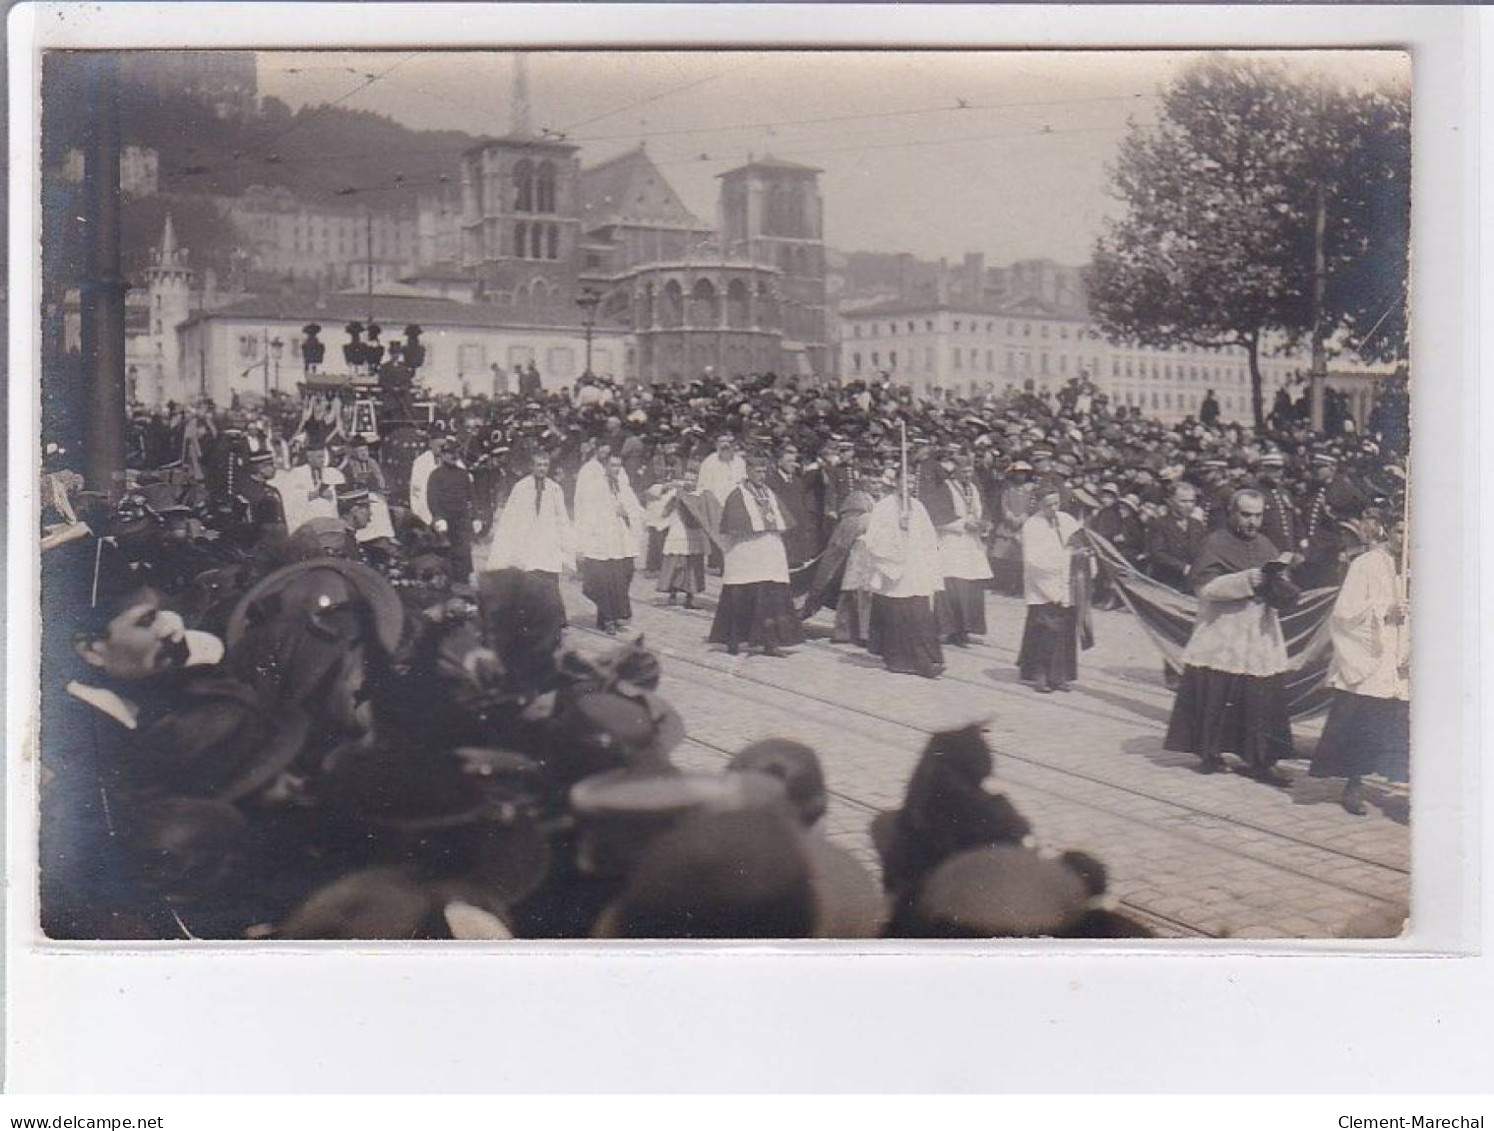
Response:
[1255,450,1300,555]
[1300,452,1367,589]
[234,451,287,548]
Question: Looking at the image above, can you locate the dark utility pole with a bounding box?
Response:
[80,55,129,502]
[1309,82,1329,434]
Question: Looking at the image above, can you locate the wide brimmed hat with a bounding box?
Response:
[128,678,309,803]
[896,845,1092,938]
[569,769,786,880]
[226,558,404,656]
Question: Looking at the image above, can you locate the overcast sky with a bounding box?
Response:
[258,49,1408,266]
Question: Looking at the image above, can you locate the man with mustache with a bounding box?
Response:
[46,588,226,938]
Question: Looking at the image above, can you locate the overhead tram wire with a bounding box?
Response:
[166,52,427,187]
[170,85,1155,186]
[554,56,770,135]
[234,116,1144,208]
[564,89,1156,145]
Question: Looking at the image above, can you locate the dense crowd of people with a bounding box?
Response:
[37,365,1410,940]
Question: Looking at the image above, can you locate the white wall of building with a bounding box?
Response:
[840,306,1306,424]
[178,316,633,404]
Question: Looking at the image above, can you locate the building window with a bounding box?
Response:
[889,323,897,336]
[1023,323,1031,337]
[1006,350,1015,371]
[536,162,557,213]
[530,225,544,260]
[986,322,994,334]
[508,345,535,369]
[513,159,535,212]
[1151,391,1159,409]
[852,353,862,373]
[1060,325,1069,339]
[458,343,486,374]
[871,324,879,338]
[889,350,898,370]
[926,320,934,332]
[954,320,961,332]
[514,221,527,258]
[907,321,915,332]
[986,350,994,371]
[547,225,559,260]
[1040,324,1049,339]
[547,346,575,377]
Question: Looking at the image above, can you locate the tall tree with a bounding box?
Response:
[1090,58,1410,428]
[1314,85,1411,366]
[1090,58,1314,428]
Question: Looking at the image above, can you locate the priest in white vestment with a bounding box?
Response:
[485,451,574,633]
[1310,513,1409,813]
[573,452,643,633]
[1017,479,1082,693]
[864,471,946,679]
[707,453,803,657]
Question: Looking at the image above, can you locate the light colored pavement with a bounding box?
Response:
[548,564,1410,940]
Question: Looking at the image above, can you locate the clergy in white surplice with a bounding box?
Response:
[572,452,644,634]
[863,472,946,679]
[485,451,574,633]
[707,453,804,657]
[923,454,993,647]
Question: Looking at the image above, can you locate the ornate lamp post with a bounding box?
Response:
[270,336,284,394]
[576,286,600,377]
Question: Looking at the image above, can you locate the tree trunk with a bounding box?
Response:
[1245,335,1266,430]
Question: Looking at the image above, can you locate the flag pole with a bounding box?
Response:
[899,419,909,515]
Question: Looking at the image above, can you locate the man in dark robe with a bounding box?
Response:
[765,443,815,570]
[1146,482,1207,591]
[1163,489,1297,786]
[426,438,478,582]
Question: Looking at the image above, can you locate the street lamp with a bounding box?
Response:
[270,336,284,395]
[576,286,600,377]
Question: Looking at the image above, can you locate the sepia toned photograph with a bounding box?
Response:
[31,46,1413,945]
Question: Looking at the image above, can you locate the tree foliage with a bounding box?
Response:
[1090,57,1410,428]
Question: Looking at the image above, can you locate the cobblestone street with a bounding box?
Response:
[554,567,1411,940]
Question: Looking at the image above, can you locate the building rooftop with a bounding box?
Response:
[580,145,706,232]
[179,291,625,334]
[718,154,823,178]
[842,293,1080,321]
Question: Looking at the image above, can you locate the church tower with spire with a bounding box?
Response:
[457,53,583,316]
[130,213,195,405]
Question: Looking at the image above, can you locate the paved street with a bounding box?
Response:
[549,563,1410,940]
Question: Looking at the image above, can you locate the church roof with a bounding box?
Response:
[717,154,823,178]
[580,146,706,231]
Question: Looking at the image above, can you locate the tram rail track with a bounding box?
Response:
[570,620,1409,916]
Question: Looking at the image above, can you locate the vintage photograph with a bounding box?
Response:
[34,47,1411,943]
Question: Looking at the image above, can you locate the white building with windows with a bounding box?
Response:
[176,292,633,404]
[839,296,1306,424]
